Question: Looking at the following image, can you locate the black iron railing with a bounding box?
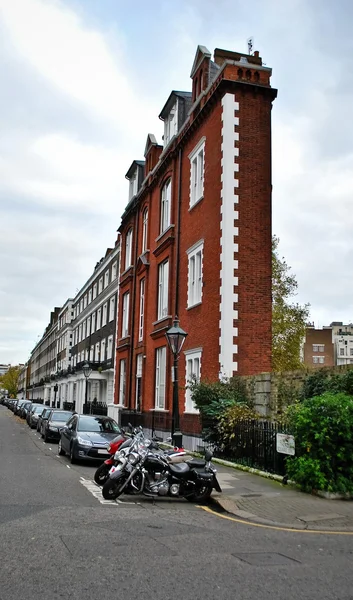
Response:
[82,401,108,416]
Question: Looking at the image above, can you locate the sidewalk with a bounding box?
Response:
[211,461,353,531]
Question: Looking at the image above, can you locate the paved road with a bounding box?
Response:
[1,405,353,600]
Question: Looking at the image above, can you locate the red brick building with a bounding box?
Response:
[113,45,277,447]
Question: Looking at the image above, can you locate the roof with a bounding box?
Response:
[125,160,145,179]
[158,91,192,120]
[190,45,211,78]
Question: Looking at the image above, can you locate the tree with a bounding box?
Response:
[272,236,310,372]
[0,366,21,397]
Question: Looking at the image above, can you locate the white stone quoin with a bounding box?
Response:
[219,93,239,378]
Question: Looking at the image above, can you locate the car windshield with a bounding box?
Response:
[77,417,121,433]
[51,412,72,422]
[42,409,51,418]
[34,406,43,414]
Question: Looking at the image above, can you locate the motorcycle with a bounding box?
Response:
[93,433,129,485]
[102,433,221,503]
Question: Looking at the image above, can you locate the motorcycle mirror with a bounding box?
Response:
[205,449,213,461]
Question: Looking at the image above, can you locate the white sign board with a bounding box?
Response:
[276,433,295,456]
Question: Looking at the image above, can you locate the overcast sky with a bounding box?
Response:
[1,0,353,365]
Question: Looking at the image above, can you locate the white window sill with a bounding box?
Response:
[187,301,202,310]
[184,410,200,415]
[150,408,169,412]
[189,195,204,211]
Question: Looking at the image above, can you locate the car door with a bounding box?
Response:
[61,416,76,451]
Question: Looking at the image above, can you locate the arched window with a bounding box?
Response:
[125,228,133,270]
[142,208,148,253]
[160,179,171,234]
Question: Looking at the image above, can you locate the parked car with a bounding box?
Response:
[27,404,45,429]
[14,400,27,415]
[42,410,74,442]
[37,407,52,433]
[26,403,43,426]
[20,401,32,419]
[59,414,122,464]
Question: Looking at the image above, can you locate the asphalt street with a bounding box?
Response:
[1,405,353,600]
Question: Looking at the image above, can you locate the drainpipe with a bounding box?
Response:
[175,148,183,316]
[128,204,140,410]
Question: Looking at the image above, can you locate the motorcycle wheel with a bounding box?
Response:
[102,476,127,500]
[185,483,213,503]
[94,463,110,486]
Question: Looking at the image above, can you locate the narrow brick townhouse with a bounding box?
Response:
[113,45,277,448]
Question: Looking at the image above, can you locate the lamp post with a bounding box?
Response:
[82,361,92,414]
[165,317,188,448]
[53,384,58,408]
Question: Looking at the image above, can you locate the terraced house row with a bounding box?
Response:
[18,44,277,449]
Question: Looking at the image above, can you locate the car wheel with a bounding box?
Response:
[70,444,77,464]
[58,439,65,456]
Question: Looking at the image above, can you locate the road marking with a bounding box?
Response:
[199,505,353,536]
[79,477,137,505]
[66,465,71,469]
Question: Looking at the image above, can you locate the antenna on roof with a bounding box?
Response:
[247,37,254,55]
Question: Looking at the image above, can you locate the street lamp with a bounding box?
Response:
[53,384,58,408]
[82,361,92,414]
[165,317,188,448]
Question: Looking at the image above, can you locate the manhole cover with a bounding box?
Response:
[232,552,300,566]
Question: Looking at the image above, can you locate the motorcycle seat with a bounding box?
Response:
[169,463,190,475]
[187,459,206,469]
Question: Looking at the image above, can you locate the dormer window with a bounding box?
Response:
[164,103,178,146]
[129,170,138,201]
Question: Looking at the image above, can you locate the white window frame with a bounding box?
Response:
[78,324,82,343]
[107,335,113,360]
[129,170,138,201]
[86,316,91,338]
[340,347,345,356]
[93,283,97,299]
[160,179,171,233]
[136,354,143,410]
[100,338,106,362]
[88,289,92,304]
[313,356,319,364]
[95,342,100,362]
[96,307,102,331]
[125,229,133,270]
[312,344,318,352]
[157,260,169,320]
[90,345,94,362]
[164,102,178,146]
[189,138,205,208]
[112,261,118,280]
[102,302,107,327]
[142,207,148,253]
[91,312,96,334]
[122,292,130,338]
[98,277,103,294]
[185,349,201,413]
[82,321,86,339]
[187,240,203,308]
[139,279,145,341]
[104,270,110,288]
[119,359,127,406]
[109,296,115,322]
[155,347,166,410]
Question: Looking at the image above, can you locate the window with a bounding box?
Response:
[139,279,145,341]
[122,292,130,337]
[78,324,82,342]
[84,294,87,309]
[187,241,203,307]
[82,321,86,339]
[157,260,169,319]
[91,312,96,334]
[340,348,345,356]
[312,345,318,352]
[350,348,353,356]
[98,277,103,294]
[136,354,143,411]
[90,345,94,361]
[112,261,118,280]
[142,208,148,252]
[164,103,178,146]
[88,289,92,304]
[119,359,126,406]
[125,229,133,270]
[74,328,78,345]
[318,344,324,352]
[87,316,91,338]
[102,303,107,327]
[93,283,97,299]
[109,296,115,322]
[95,342,100,362]
[160,179,171,233]
[129,170,138,201]
[104,270,109,288]
[189,139,205,207]
[80,299,83,313]
[155,347,166,409]
[96,307,102,330]
[101,338,106,362]
[107,335,113,360]
[185,350,201,413]
[313,356,319,364]
[319,356,325,364]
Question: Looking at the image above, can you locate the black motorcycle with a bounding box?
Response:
[101,434,221,503]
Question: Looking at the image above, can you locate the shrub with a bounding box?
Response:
[218,404,261,455]
[286,392,353,493]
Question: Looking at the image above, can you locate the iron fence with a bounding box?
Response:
[63,401,76,411]
[82,401,108,416]
[214,419,290,475]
